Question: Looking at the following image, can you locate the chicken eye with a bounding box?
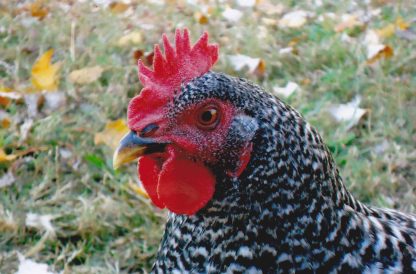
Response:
[197,105,220,130]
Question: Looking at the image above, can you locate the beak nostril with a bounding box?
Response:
[140,123,159,138]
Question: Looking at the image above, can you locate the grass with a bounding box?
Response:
[0,0,415,273]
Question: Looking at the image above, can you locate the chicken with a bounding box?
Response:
[113,29,416,273]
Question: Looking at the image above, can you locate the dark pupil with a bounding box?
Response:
[201,110,213,123]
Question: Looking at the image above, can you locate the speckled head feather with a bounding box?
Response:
[127,29,219,130]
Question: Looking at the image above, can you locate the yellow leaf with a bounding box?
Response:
[31,49,61,91]
[376,24,396,39]
[109,2,129,13]
[376,18,410,39]
[69,66,104,84]
[0,147,47,163]
[29,0,49,20]
[94,119,129,150]
[396,17,410,30]
[117,31,143,47]
[0,149,16,162]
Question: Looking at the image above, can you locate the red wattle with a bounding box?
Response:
[138,149,216,215]
[138,156,165,209]
[157,154,215,215]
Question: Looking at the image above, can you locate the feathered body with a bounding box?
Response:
[113,29,416,273]
[153,72,416,273]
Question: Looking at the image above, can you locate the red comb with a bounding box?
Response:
[128,29,219,130]
[138,28,218,91]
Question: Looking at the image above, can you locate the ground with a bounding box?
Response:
[0,0,415,273]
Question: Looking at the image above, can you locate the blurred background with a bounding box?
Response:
[0,0,415,273]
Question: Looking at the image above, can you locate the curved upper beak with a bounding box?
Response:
[113,131,167,170]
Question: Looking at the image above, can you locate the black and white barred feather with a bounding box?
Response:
[152,72,416,273]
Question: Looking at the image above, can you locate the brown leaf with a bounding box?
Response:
[254,59,266,78]
[133,49,144,64]
[109,2,129,13]
[194,12,209,25]
[367,45,394,64]
[144,51,154,67]
[0,86,22,107]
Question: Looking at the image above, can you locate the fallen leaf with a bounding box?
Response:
[395,17,410,30]
[0,171,15,188]
[117,31,143,47]
[44,92,66,111]
[227,54,262,73]
[143,51,154,67]
[20,119,34,142]
[132,49,144,63]
[24,93,44,118]
[16,253,55,274]
[328,96,367,129]
[26,213,55,235]
[0,110,11,128]
[108,2,129,13]
[0,88,23,107]
[0,148,16,162]
[367,44,393,64]
[334,14,362,32]
[236,0,256,8]
[1,118,10,128]
[257,2,284,15]
[255,59,266,76]
[376,24,396,39]
[194,12,209,25]
[59,148,72,159]
[29,0,49,20]
[376,17,410,39]
[0,208,17,232]
[222,8,243,22]
[94,119,129,150]
[279,47,294,55]
[272,82,299,98]
[69,66,104,84]
[31,49,61,91]
[0,146,47,163]
[279,10,308,28]
[261,17,277,26]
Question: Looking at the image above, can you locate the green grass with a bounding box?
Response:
[1,0,415,273]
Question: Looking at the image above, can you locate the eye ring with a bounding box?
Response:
[196,104,220,130]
